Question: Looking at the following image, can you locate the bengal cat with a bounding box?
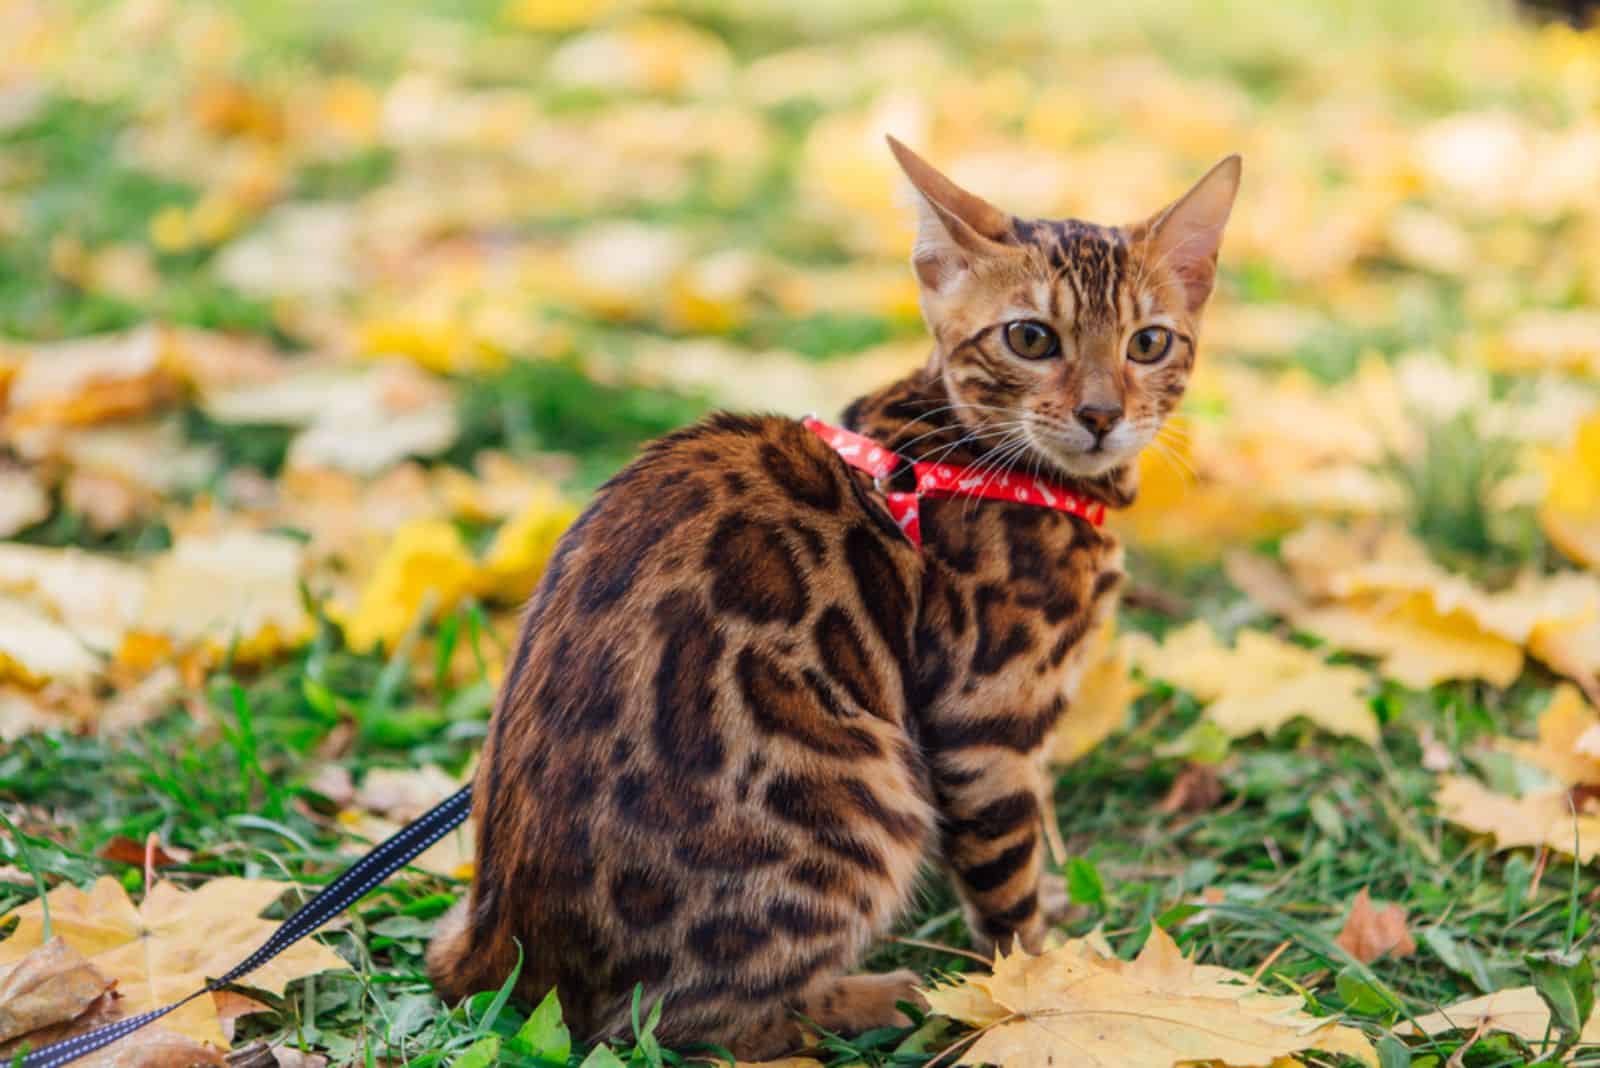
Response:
[428,138,1240,1058]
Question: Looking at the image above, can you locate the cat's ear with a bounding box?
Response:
[1143,154,1241,313]
[887,136,1012,292]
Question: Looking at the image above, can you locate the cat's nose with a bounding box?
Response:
[1074,404,1123,438]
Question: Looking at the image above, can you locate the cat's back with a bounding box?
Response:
[452,410,935,1040]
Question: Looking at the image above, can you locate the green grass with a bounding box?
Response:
[3,593,1591,1066]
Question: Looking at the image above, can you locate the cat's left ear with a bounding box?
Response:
[1142,155,1241,313]
[887,136,1013,292]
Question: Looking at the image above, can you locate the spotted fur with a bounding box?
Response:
[428,143,1239,1058]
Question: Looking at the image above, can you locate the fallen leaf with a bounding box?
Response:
[98,666,184,733]
[96,836,189,870]
[0,877,349,1045]
[3,326,183,433]
[338,519,479,653]
[268,1047,329,1068]
[136,530,311,661]
[204,362,458,478]
[1536,412,1600,572]
[76,1027,226,1068]
[338,810,475,880]
[477,493,580,604]
[1156,763,1226,815]
[1502,684,1600,787]
[213,990,270,1043]
[306,764,355,806]
[1333,888,1416,963]
[1126,622,1379,744]
[0,938,112,1044]
[1401,985,1600,1047]
[1226,544,1530,689]
[920,927,1375,1068]
[354,764,461,822]
[0,543,150,655]
[0,466,49,537]
[1494,309,1600,378]
[62,470,145,533]
[0,595,103,688]
[1434,775,1600,863]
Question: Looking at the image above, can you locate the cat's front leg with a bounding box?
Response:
[927,737,1055,955]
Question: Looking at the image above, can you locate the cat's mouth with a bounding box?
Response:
[1022,421,1133,480]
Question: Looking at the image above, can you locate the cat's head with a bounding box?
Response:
[889,137,1239,492]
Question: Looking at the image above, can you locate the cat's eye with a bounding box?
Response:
[1127,326,1174,363]
[1004,320,1060,360]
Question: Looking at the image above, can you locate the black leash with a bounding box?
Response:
[19,786,474,1068]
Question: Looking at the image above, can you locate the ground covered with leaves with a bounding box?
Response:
[2,1,1599,1066]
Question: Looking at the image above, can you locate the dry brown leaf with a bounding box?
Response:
[213,990,270,1043]
[1333,888,1416,963]
[0,938,112,1044]
[1156,763,1226,815]
[919,927,1375,1068]
[305,764,355,806]
[0,990,117,1062]
[0,877,349,1046]
[77,1027,226,1068]
[267,1047,329,1068]
[96,836,190,870]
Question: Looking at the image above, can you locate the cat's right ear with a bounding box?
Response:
[887,136,1012,292]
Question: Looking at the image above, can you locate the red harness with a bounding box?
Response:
[803,416,1107,549]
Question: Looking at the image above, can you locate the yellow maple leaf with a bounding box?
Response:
[1434,775,1600,863]
[1127,622,1379,744]
[1298,595,1525,690]
[339,519,480,653]
[1501,684,1600,787]
[1541,412,1600,570]
[1402,985,1600,1048]
[1226,537,1533,690]
[1050,620,1143,765]
[478,493,580,604]
[920,930,1374,1068]
[0,877,348,1047]
[3,326,184,433]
